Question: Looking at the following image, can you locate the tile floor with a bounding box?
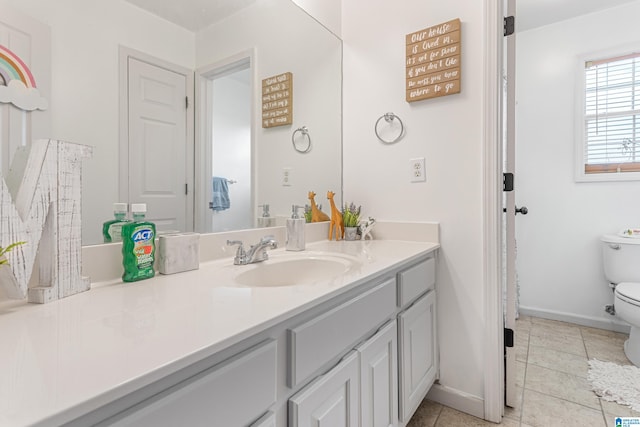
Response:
[408,315,639,427]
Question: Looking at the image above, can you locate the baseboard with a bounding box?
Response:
[519,306,631,334]
[426,383,485,420]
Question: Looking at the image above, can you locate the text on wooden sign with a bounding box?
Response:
[262,72,293,128]
[406,19,461,102]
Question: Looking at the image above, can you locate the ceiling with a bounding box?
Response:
[123,0,639,38]
[517,0,639,32]
[124,0,639,35]
[124,0,257,32]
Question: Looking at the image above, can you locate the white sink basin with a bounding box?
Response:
[233,252,361,287]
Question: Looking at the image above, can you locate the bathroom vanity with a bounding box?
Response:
[0,238,438,427]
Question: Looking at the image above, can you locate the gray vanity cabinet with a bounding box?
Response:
[289,319,399,427]
[357,319,399,427]
[287,278,397,427]
[251,411,277,427]
[287,278,397,388]
[289,351,360,427]
[82,251,437,427]
[397,256,438,423]
[102,340,277,427]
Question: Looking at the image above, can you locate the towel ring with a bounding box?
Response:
[375,112,404,144]
[292,126,312,153]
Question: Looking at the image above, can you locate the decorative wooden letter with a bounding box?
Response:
[0,139,92,303]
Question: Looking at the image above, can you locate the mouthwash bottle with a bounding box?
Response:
[102,203,130,243]
[121,203,156,282]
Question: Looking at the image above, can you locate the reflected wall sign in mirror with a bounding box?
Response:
[0,0,342,245]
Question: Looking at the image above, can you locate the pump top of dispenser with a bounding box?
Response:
[259,204,271,217]
[291,204,304,219]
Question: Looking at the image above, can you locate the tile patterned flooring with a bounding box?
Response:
[408,315,639,427]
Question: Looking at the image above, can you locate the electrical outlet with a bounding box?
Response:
[282,167,292,186]
[410,157,426,182]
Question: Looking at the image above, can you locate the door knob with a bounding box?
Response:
[502,206,529,215]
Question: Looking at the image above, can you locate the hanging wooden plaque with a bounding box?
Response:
[262,72,293,128]
[406,18,461,102]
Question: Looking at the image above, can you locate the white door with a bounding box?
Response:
[127,56,192,233]
[0,6,51,171]
[357,320,398,427]
[398,291,437,422]
[289,351,360,427]
[503,0,519,409]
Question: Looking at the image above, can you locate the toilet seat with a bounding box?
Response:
[616,283,640,307]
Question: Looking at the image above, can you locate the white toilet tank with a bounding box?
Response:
[601,234,640,284]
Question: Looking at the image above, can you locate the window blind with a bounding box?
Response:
[584,52,640,174]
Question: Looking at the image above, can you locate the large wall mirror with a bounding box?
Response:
[0,0,342,245]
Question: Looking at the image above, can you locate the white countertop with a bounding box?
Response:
[0,239,438,427]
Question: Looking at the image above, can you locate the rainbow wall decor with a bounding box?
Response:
[0,44,47,111]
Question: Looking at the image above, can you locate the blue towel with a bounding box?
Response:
[211,177,230,211]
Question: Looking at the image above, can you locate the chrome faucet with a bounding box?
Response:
[227,235,278,265]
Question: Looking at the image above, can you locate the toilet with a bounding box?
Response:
[601,234,640,367]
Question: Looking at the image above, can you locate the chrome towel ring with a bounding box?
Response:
[375,112,404,144]
[292,126,311,153]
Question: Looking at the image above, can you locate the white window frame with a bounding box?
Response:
[575,44,640,182]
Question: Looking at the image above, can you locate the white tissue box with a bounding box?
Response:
[158,232,200,275]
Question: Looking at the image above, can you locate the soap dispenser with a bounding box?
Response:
[257,204,275,228]
[286,205,305,251]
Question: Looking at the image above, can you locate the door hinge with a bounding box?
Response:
[185,183,188,195]
[504,328,514,348]
[504,16,515,36]
[185,96,189,109]
[503,173,514,192]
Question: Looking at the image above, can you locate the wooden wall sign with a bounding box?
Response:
[262,72,293,128]
[406,18,461,102]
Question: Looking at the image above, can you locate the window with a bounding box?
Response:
[580,52,640,178]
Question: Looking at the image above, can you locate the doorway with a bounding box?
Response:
[196,53,254,233]
[119,47,195,234]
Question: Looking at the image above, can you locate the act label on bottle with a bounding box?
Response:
[132,227,154,268]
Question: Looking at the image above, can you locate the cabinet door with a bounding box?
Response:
[357,320,398,427]
[398,291,437,422]
[251,411,276,427]
[289,351,359,427]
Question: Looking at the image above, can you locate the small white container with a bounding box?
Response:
[158,232,200,275]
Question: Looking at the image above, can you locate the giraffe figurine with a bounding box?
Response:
[327,191,344,241]
[308,191,330,222]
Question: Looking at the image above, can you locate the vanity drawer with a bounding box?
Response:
[287,278,396,388]
[397,257,435,307]
[107,340,277,427]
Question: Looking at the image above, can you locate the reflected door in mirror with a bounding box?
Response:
[127,56,191,234]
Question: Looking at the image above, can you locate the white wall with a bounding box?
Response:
[343,0,487,408]
[196,0,342,221]
[516,1,640,330]
[291,0,341,37]
[0,0,196,245]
